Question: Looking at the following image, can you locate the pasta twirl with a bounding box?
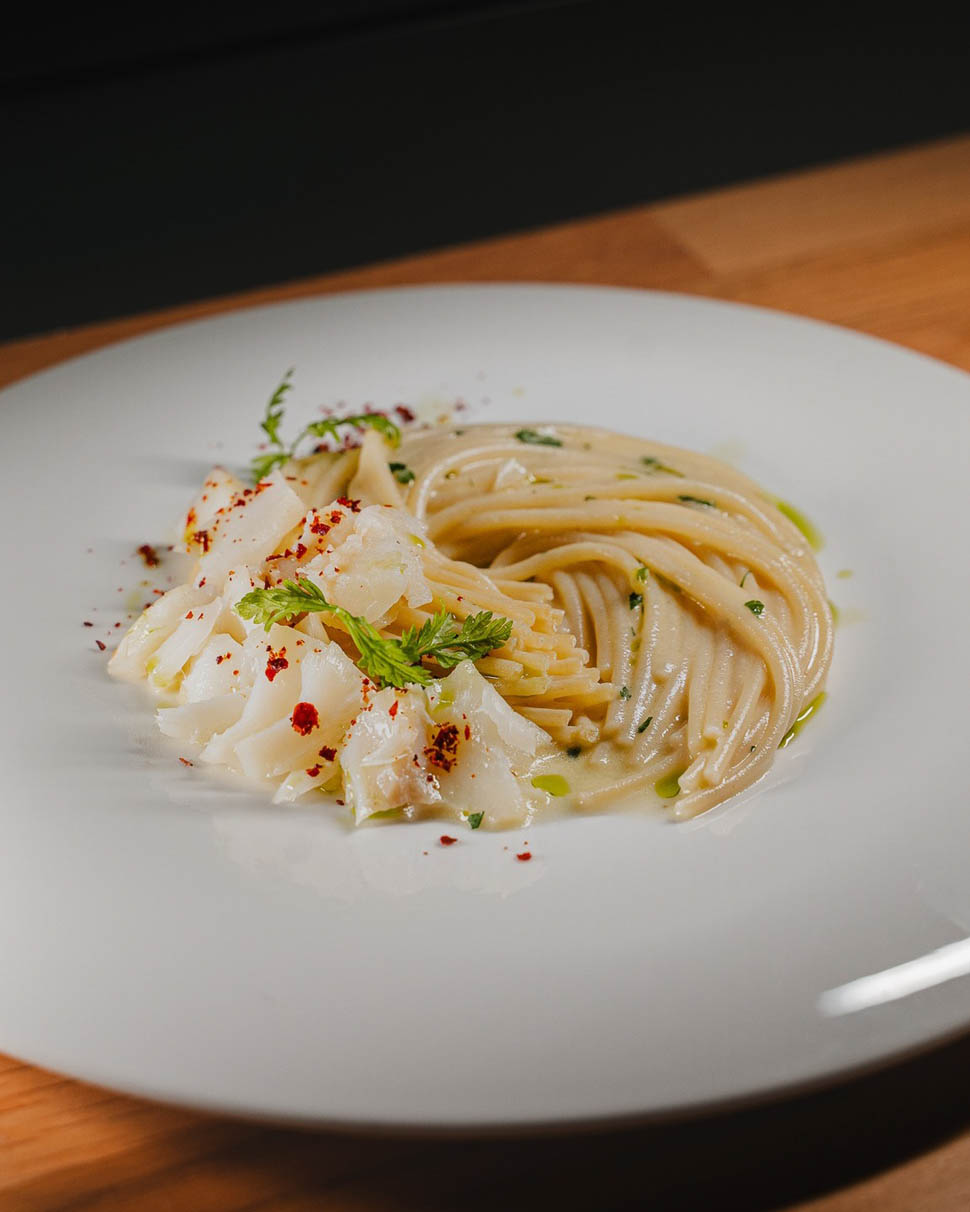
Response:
[110,420,833,827]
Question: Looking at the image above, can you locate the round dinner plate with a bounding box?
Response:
[2,284,969,1131]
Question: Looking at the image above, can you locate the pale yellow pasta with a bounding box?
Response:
[306,421,834,819]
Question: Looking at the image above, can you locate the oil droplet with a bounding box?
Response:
[776,499,823,551]
[779,692,827,749]
[655,771,684,798]
[531,774,570,797]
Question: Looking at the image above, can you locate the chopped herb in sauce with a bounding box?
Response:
[388,461,415,484]
[637,716,653,734]
[619,685,631,700]
[635,566,649,583]
[640,456,683,476]
[745,599,765,615]
[515,428,562,447]
[466,811,484,830]
[628,592,643,610]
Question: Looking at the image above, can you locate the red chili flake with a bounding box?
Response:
[336,798,345,806]
[83,621,93,627]
[464,724,471,741]
[516,852,532,862]
[439,835,458,846]
[308,513,331,536]
[198,577,206,587]
[152,588,164,595]
[192,529,211,553]
[424,722,461,772]
[290,701,320,735]
[137,543,160,567]
[328,509,344,526]
[179,757,193,767]
[232,670,239,676]
[336,496,362,513]
[95,640,106,651]
[264,646,288,681]
[314,746,336,764]
[305,765,322,778]
[389,700,399,718]
[185,611,194,619]
[395,405,416,423]
[294,542,307,559]
[186,507,197,529]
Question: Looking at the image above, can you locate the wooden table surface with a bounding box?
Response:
[3,135,970,1211]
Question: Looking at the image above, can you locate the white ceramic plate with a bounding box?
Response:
[2,285,969,1131]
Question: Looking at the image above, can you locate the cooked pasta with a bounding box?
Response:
[109,419,833,827]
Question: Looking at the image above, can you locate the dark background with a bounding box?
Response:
[3,2,969,341]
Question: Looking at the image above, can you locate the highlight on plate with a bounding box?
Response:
[109,375,834,830]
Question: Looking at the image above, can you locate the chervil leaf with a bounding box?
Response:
[303,413,401,450]
[260,368,293,446]
[235,579,511,690]
[249,371,403,483]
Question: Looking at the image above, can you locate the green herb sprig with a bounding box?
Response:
[251,372,401,482]
[236,577,512,690]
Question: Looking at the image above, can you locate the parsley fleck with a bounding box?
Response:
[565,745,582,758]
[640,455,684,476]
[637,716,653,734]
[678,494,716,507]
[629,592,642,610]
[635,566,649,582]
[745,599,765,615]
[466,811,484,830]
[388,461,415,484]
[619,685,631,700]
[515,428,562,447]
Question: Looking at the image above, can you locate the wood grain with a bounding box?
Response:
[3,134,970,1211]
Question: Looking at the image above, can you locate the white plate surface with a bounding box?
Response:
[2,285,969,1131]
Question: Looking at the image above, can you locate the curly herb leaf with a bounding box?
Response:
[250,372,401,483]
[236,578,511,689]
